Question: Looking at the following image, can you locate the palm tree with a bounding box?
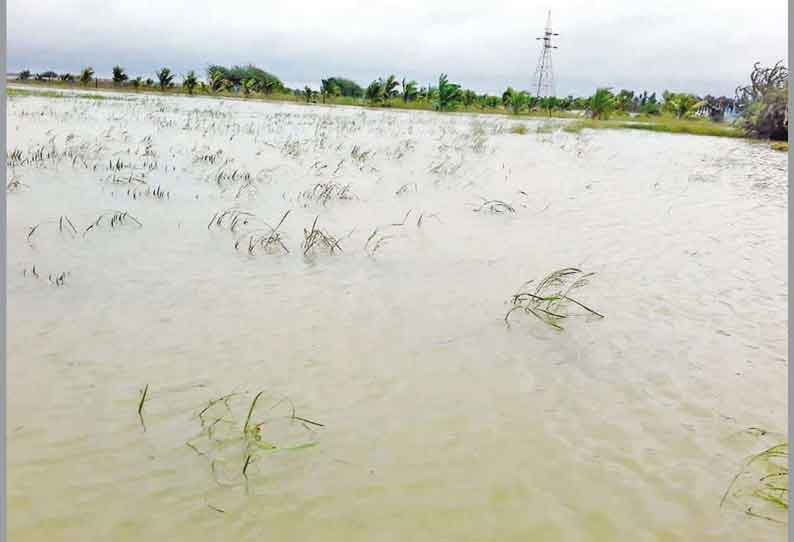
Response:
[207,67,227,93]
[507,90,529,114]
[434,74,462,111]
[401,78,418,103]
[304,86,316,103]
[588,88,616,119]
[664,92,698,119]
[242,78,256,96]
[80,67,94,86]
[112,65,128,86]
[365,80,384,104]
[183,71,198,95]
[383,75,399,102]
[156,68,174,91]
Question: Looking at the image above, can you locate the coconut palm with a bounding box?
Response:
[663,92,699,119]
[80,67,94,86]
[401,78,418,103]
[383,75,399,101]
[434,74,462,111]
[182,70,198,95]
[365,80,384,104]
[156,67,174,91]
[588,87,616,119]
[112,65,128,86]
[242,78,257,96]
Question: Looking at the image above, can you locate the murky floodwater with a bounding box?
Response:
[6,87,788,541]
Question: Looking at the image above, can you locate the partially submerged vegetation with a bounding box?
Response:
[722,439,788,523]
[505,268,604,330]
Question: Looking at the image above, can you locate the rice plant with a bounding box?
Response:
[505,268,604,330]
[83,211,143,236]
[27,215,79,242]
[299,181,356,206]
[186,390,322,490]
[208,208,256,233]
[722,442,788,523]
[302,216,342,255]
[234,210,291,255]
[471,198,516,214]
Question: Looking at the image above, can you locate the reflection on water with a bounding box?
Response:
[7,89,788,541]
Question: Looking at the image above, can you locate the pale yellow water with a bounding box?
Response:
[6,88,788,541]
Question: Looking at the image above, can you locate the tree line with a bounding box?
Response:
[12,61,787,139]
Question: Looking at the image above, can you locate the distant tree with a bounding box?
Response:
[462,89,477,107]
[157,67,174,91]
[207,67,227,93]
[131,76,142,90]
[322,77,363,98]
[538,96,561,116]
[662,91,699,119]
[320,79,340,103]
[182,70,199,95]
[242,78,256,96]
[18,69,31,81]
[615,89,635,112]
[80,67,95,86]
[59,73,75,83]
[304,85,316,103]
[735,61,788,140]
[112,65,128,86]
[505,89,529,114]
[144,78,155,87]
[39,70,58,80]
[401,78,418,103]
[365,80,384,104]
[588,87,616,119]
[382,75,400,102]
[434,73,463,111]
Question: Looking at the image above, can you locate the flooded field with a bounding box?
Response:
[6,88,788,541]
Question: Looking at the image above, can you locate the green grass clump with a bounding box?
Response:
[505,268,604,330]
[771,141,788,152]
[509,124,528,135]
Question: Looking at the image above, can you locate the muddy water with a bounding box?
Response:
[6,88,788,541]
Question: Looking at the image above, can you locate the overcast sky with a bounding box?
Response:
[7,0,788,97]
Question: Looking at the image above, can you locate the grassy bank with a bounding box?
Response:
[563,117,746,138]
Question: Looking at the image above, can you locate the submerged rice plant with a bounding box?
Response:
[505,268,604,330]
[302,216,343,255]
[722,442,789,523]
[186,390,323,491]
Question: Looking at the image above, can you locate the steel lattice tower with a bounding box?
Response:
[532,10,559,98]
